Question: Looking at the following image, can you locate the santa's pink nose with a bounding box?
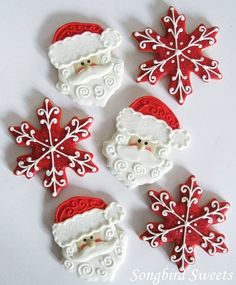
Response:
[137,143,145,151]
[87,240,96,248]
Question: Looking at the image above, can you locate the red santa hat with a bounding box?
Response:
[52,196,125,248]
[48,22,122,69]
[116,96,190,149]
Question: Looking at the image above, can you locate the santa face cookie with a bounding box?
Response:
[103,96,190,188]
[49,22,124,107]
[52,196,127,281]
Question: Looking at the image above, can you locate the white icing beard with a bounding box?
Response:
[62,226,127,281]
[103,133,173,188]
[56,57,124,107]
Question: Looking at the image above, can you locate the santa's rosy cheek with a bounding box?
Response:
[76,66,84,73]
[79,243,87,250]
[128,143,138,147]
[145,147,152,152]
[95,238,103,243]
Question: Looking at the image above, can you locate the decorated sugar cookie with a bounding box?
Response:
[9,98,98,197]
[52,196,127,281]
[140,175,230,272]
[103,96,190,188]
[132,6,222,104]
[48,22,124,107]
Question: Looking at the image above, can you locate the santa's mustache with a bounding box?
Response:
[68,62,113,85]
[117,145,163,167]
[73,238,117,263]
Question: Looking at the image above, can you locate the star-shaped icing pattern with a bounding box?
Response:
[133,6,222,104]
[9,98,98,197]
[140,175,229,272]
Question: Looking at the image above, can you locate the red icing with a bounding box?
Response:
[140,175,229,272]
[52,22,104,43]
[9,98,98,197]
[132,7,222,105]
[55,196,107,223]
[129,96,180,129]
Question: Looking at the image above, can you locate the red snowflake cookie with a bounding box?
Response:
[133,6,222,104]
[9,98,98,197]
[140,175,229,272]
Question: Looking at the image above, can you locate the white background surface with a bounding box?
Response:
[1,0,236,284]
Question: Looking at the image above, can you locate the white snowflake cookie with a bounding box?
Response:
[52,196,127,281]
[103,96,190,188]
[48,22,124,107]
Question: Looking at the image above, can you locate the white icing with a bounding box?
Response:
[142,177,229,272]
[170,129,190,150]
[52,203,127,281]
[76,229,127,281]
[103,135,172,189]
[56,58,124,107]
[135,7,221,103]
[49,28,123,107]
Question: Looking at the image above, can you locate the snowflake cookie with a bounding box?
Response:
[52,196,127,281]
[49,22,124,107]
[140,175,230,272]
[103,96,190,188]
[9,98,98,197]
[133,6,222,104]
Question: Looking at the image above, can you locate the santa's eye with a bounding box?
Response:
[81,62,85,66]
[87,60,91,63]
[90,236,93,239]
[137,139,142,143]
[83,238,87,242]
[144,141,148,145]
